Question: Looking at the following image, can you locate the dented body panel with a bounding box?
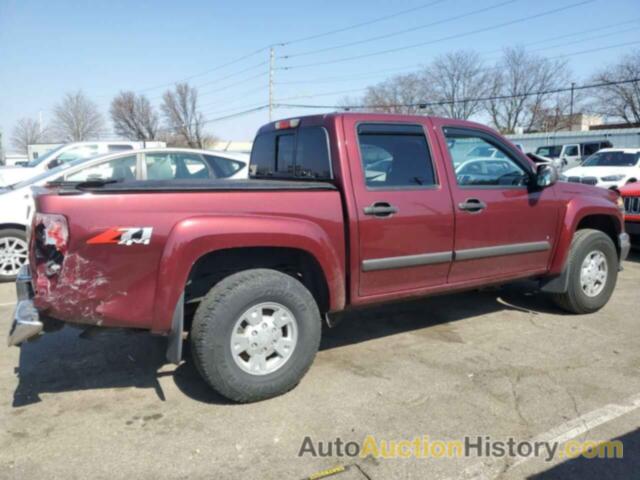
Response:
[32,189,346,331]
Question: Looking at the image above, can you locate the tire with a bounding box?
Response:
[190,268,322,403]
[551,229,618,314]
[0,228,28,283]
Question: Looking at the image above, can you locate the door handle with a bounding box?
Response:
[363,202,398,217]
[458,198,486,213]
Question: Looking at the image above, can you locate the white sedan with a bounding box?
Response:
[561,149,640,189]
[0,148,248,281]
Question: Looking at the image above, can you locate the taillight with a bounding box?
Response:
[34,213,68,276]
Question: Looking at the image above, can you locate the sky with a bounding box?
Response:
[1,0,639,149]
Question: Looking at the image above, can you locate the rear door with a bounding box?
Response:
[436,123,559,284]
[343,117,455,298]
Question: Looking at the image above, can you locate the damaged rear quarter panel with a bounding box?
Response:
[32,188,345,332]
[33,192,172,329]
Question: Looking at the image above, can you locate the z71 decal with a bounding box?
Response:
[87,227,153,246]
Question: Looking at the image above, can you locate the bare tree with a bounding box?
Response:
[161,83,211,148]
[359,72,432,114]
[485,47,572,133]
[110,91,159,140]
[51,91,105,141]
[588,49,640,125]
[423,50,490,120]
[11,117,47,153]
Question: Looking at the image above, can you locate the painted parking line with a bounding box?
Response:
[452,391,640,480]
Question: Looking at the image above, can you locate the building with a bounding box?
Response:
[27,143,63,162]
[507,127,640,153]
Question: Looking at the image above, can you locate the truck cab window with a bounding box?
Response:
[445,131,528,187]
[357,123,436,188]
[276,134,295,174]
[249,126,332,180]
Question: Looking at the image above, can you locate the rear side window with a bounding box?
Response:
[357,123,436,188]
[203,154,245,177]
[250,126,332,180]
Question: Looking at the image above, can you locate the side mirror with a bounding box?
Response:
[535,164,558,188]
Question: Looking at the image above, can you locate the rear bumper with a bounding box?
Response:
[7,265,43,347]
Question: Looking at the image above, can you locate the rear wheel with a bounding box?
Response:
[551,229,618,314]
[190,268,322,403]
[0,229,28,282]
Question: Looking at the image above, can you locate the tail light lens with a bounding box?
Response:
[34,213,68,276]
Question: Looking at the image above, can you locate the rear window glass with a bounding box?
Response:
[357,123,436,188]
[250,126,332,180]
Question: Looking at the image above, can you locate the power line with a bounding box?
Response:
[546,39,640,61]
[198,71,268,99]
[481,17,640,54]
[276,21,640,88]
[275,78,640,110]
[135,47,270,94]
[278,0,449,46]
[280,0,521,60]
[280,0,595,70]
[155,105,270,133]
[117,0,456,97]
[199,92,264,115]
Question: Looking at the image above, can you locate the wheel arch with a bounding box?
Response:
[151,215,346,334]
[542,207,622,293]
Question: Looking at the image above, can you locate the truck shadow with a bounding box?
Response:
[12,281,562,407]
[625,249,640,263]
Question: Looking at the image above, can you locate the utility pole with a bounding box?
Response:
[38,110,43,137]
[268,47,275,122]
[569,82,576,131]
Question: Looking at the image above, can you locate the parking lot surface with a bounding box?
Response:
[1,252,639,479]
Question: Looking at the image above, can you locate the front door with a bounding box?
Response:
[436,123,559,284]
[344,117,455,298]
[561,144,581,170]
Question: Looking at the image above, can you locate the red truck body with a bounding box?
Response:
[11,113,631,402]
[28,113,627,334]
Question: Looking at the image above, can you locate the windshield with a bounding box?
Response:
[582,151,640,167]
[536,146,562,157]
[26,145,65,167]
[10,156,90,189]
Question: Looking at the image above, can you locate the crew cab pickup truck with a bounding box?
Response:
[10,114,631,402]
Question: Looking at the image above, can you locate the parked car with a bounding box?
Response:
[620,182,640,245]
[536,141,613,171]
[0,141,166,187]
[561,149,640,189]
[10,114,629,403]
[0,148,247,281]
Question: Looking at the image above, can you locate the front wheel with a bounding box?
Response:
[551,229,618,314]
[0,229,28,282]
[190,268,322,403]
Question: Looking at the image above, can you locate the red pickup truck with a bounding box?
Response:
[10,113,630,402]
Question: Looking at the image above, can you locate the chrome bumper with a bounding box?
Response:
[7,265,42,347]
